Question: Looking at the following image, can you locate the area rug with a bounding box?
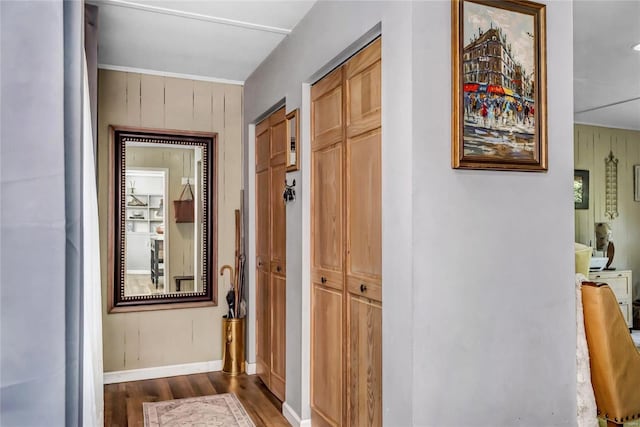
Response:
[143,393,255,427]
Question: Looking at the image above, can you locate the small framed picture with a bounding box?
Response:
[574,169,589,209]
[286,109,299,172]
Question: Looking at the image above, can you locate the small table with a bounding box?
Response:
[174,275,194,292]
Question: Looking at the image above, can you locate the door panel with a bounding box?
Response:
[256,169,270,268]
[312,144,343,278]
[347,294,382,427]
[255,107,286,399]
[311,285,343,426]
[346,129,381,284]
[270,274,286,401]
[255,270,270,387]
[311,68,343,150]
[271,116,287,165]
[256,123,270,173]
[345,39,381,139]
[271,163,286,266]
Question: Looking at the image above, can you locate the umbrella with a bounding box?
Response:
[464,83,479,92]
[487,85,504,95]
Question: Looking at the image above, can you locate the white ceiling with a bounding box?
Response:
[95,0,639,130]
[93,0,316,83]
[573,0,640,130]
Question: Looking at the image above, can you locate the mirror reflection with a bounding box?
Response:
[110,127,215,310]
[124,142,203,296]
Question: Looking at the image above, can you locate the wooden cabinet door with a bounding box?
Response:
[347,294,382,427]
[311,284,343,427]
[270,274,286,401]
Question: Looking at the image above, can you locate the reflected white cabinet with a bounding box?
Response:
[589,269,633,328]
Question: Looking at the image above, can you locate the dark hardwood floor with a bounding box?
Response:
[104,372,290,427]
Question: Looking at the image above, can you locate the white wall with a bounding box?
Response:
[1,2,67,425]
[244,1,576,425]
[411,1,575,424]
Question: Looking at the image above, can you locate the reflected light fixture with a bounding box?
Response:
[634,42,640,51]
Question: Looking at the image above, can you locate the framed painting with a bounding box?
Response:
[452,0,547,171]
[574,169,589,209]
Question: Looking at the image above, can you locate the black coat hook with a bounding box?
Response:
[283,179,296,203]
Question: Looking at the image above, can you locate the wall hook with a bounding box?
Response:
[283,178,296,204]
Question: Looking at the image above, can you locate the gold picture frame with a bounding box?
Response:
[286,109,300,172]
[452,0,547,171]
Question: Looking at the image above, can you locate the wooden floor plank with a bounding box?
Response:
[104,372,289,427]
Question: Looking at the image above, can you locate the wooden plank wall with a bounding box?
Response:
[98,70,242,371]
[574,124,640,301]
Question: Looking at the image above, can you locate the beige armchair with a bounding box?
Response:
[582,282,640,426]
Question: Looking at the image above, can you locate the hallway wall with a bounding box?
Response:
[98,70,242,371]
[244,0,576,425]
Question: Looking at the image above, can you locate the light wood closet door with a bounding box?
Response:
[345,38,382,427]
[255,108,286,401]
[310,143,344,427]
[311,65,345,427]
[311,37,382,427]
[269,108,287,402]
[255,118,271,388]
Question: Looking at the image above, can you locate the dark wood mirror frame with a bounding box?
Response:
[108,126,217,312]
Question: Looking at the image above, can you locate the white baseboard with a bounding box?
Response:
[245,362,256,375]
[103,360,223,384]
[282,402,311,427]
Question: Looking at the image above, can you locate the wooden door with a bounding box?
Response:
[255,118,271,388]
[311,37,382,427]
[269,108,287,401]
[311,66,345,426]
[255,108,286,400]
[344,38,382,427]
[310,143,344,427]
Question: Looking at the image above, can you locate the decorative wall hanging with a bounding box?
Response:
[634,165,640,202]
[283,178,296,204]
[574,169,589,209]
[604,151,618,220]
[451,0,547,171]
[286,109,299,172]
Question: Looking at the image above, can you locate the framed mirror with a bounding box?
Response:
[286,109,299,172]
[108,126,217,311]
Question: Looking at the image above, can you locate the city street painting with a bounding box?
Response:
[452,0,547,171]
